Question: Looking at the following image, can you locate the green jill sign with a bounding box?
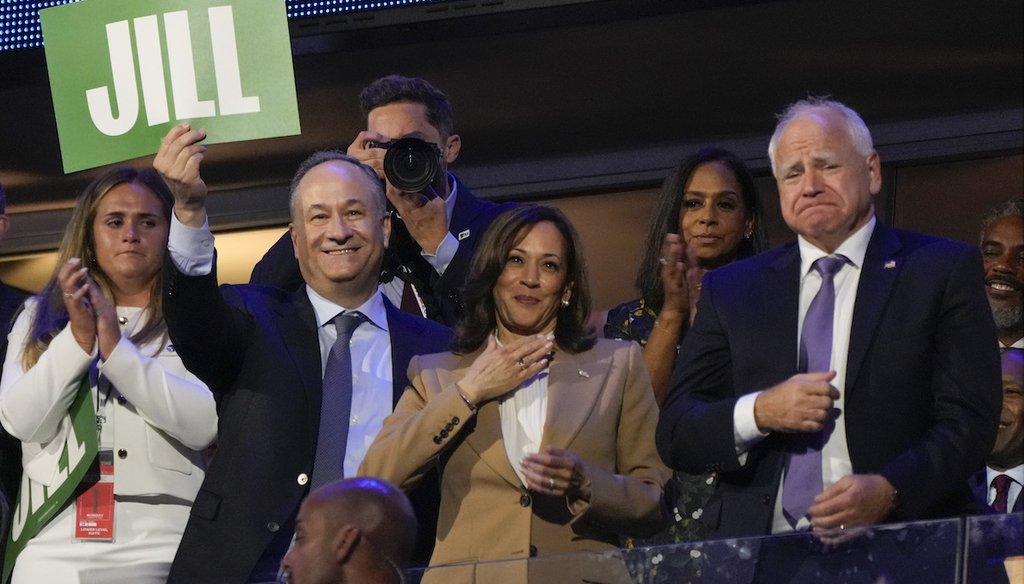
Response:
[40,0,300,173]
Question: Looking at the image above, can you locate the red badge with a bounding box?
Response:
[75,449,115,541]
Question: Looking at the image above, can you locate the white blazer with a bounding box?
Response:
[0,299,217,501]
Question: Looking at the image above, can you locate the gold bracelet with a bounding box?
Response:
[456,387,477,413]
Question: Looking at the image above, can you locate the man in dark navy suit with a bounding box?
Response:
[155,125,452,584]
[970,348,1024,514]
[657,97,1001,539]
[250,75,515,326]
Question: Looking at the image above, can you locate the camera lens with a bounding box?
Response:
[382,137,440,192]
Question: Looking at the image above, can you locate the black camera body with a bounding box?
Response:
[369,137,442,193]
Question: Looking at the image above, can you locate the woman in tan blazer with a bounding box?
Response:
[360,205,670,583]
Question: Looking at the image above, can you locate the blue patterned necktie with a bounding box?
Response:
[782,255,847,527]
[310,311,367,490]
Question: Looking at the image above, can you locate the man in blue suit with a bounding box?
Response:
[657,97,1001,538]
[155,125,452,583]
[970,348,1024,514]
[250,75,516,326]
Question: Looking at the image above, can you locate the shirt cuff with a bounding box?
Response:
[168,214,215,276]
[421,232,458,275]
[734,391,769,456]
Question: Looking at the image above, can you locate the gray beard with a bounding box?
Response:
[993,304,1024,330]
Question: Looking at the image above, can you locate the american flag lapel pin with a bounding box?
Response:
[884,260,896,269]
[458,229,471,241]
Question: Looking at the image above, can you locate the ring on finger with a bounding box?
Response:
[548,477,555,489]
[64,292,74,299]
[839,524,846,531]
[517,357,527,370]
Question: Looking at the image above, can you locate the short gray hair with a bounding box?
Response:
[979,199,1024,245]
[288,151,385,221]
[768,96,875,177]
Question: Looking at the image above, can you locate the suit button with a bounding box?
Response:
[267,522,280,533]
[116,394,127,405]
[440,429,449,438]
[297,473,308,486]
[117,449,127,459]
[529,545,538,557]
[452,416,460,425]
[761,495,771,505]
[520,493,532,507]
[433,436,442,444]
[444,423,453,431]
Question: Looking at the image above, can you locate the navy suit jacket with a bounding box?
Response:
[0,281,28,560]
[969,469,1024,513]
[656,223,1002,537]
[249,177,516,327]
[162,260,452,583]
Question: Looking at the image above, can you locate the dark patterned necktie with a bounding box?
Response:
[310,311,366,490]
[783,255,847,527]
[992,473,1013,513]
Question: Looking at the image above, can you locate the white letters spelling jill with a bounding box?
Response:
[86,6,259,137]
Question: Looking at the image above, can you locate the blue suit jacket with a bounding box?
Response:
[249,177,516,326]
[162,260,452,583]
[656,223,1002,537]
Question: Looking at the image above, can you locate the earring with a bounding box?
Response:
[561,298,570,308]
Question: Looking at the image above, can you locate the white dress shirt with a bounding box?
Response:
[168,215,394,478]
[732,216,876,533]
[495,333,550,487]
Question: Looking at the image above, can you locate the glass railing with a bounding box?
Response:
[403,513,1023,583]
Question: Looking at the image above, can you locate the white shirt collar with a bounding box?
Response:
[304,285,389,333]
[987,463,1024,488]
[798,215,876,275]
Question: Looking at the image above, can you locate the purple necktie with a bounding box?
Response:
[310,311,366,490]
[782,255,847,527]
[992,474,1013,513]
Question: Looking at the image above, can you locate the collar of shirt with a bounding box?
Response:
[304,286,390,334]
[988,463,1024,490]
[797,215,876,276]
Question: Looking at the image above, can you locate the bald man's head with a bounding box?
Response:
[281,477,417,584]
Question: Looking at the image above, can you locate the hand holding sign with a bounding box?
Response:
[154,123,209,228]
[41,0,299,173]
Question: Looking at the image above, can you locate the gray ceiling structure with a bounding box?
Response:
[0,0,1021,254]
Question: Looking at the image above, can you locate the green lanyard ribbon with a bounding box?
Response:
[3,376,98,583]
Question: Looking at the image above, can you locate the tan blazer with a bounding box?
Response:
[360,338,670,581]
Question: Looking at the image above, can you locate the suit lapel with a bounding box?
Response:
[448,177,481,236]
[280,289,323,426]
[385,298,416,407]
[454,350,524,489]
[846,225,902,393]
[764,244,802,379]
[542,347,603,449]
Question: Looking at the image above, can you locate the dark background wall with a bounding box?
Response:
[1,0,1020,308]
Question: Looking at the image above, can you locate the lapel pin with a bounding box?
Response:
[884,260,896,269]
[577,369,590,379]
[458,229,471,241]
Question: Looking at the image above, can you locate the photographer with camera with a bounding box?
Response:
[251,75,516,326]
